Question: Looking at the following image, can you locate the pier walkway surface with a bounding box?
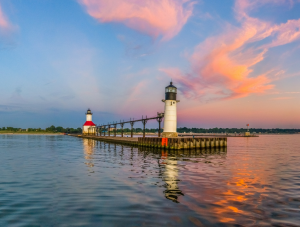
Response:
[178,133,259,137]
[69,134,227,150]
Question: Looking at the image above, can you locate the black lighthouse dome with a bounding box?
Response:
[165,82,177,100]
[86,109,92,115]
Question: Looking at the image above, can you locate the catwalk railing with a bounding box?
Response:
[97,112,164,138]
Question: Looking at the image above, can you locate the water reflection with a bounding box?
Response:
[2,135,299,226]
[82,140,227,204]
[71,136,300,226]
[138,147,227,204]
[83,139,96,169]
[160,150,183,203]
[82,139,260,223]
[138,147,227,157]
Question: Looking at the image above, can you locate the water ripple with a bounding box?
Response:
[0,134,300,226]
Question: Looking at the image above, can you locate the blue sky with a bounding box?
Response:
[1,0,300,129]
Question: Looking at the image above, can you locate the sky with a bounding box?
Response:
[0,0,300,129]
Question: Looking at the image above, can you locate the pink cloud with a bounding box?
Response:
[0,4,10,29]
[162,0,300,100]
[264,19,300,48]
[0,4,14,37]
[119,80,148,113]
[272,96,293,100]
[79,0,194,40]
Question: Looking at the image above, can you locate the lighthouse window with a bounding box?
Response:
[173,102,175,104]
[166,87,177,93]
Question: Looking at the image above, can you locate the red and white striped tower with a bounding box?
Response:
[82,109,96,135]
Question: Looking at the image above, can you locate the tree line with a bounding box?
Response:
[176,127,300,134]
[109,127,300,134]
[0,126,82,133]
[1,126,299,134]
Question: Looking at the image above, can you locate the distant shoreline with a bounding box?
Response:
[0,132,62,135]
[0,132,299,136]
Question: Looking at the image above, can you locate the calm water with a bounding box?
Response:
[0,135,300,226]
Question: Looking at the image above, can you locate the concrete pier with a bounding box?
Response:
[70,135,227,150]
[138,137,227,149]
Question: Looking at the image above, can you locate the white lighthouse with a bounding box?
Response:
[82,109,96,135]
[162,82,179,138]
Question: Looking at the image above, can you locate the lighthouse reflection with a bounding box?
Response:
[83,138,96,170]
[160,151,184,203]
[81,140,227,203]
[146,147,227,203]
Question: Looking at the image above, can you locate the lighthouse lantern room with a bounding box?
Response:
[82,109,96,135]
[162,82,179,138]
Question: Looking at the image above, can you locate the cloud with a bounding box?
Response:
[272,96,293,100]
[10,86,23,101]
[162,0,300,100]
[79,0,194,41]
[118,80,149,115]
[0,104,21,111]
[285,91,300,94]
[125,68,150,79]
[125,80,147,104]
[0,4,13,35]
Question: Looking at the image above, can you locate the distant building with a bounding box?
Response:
[82,109,96,135]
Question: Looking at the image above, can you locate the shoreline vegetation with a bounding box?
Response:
[0,126,82,134]
[0,131,64,135]
[1,132,299,135]
[0,126,299,135]
[0,132,61,135]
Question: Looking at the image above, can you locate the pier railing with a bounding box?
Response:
[97,112,164,138]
